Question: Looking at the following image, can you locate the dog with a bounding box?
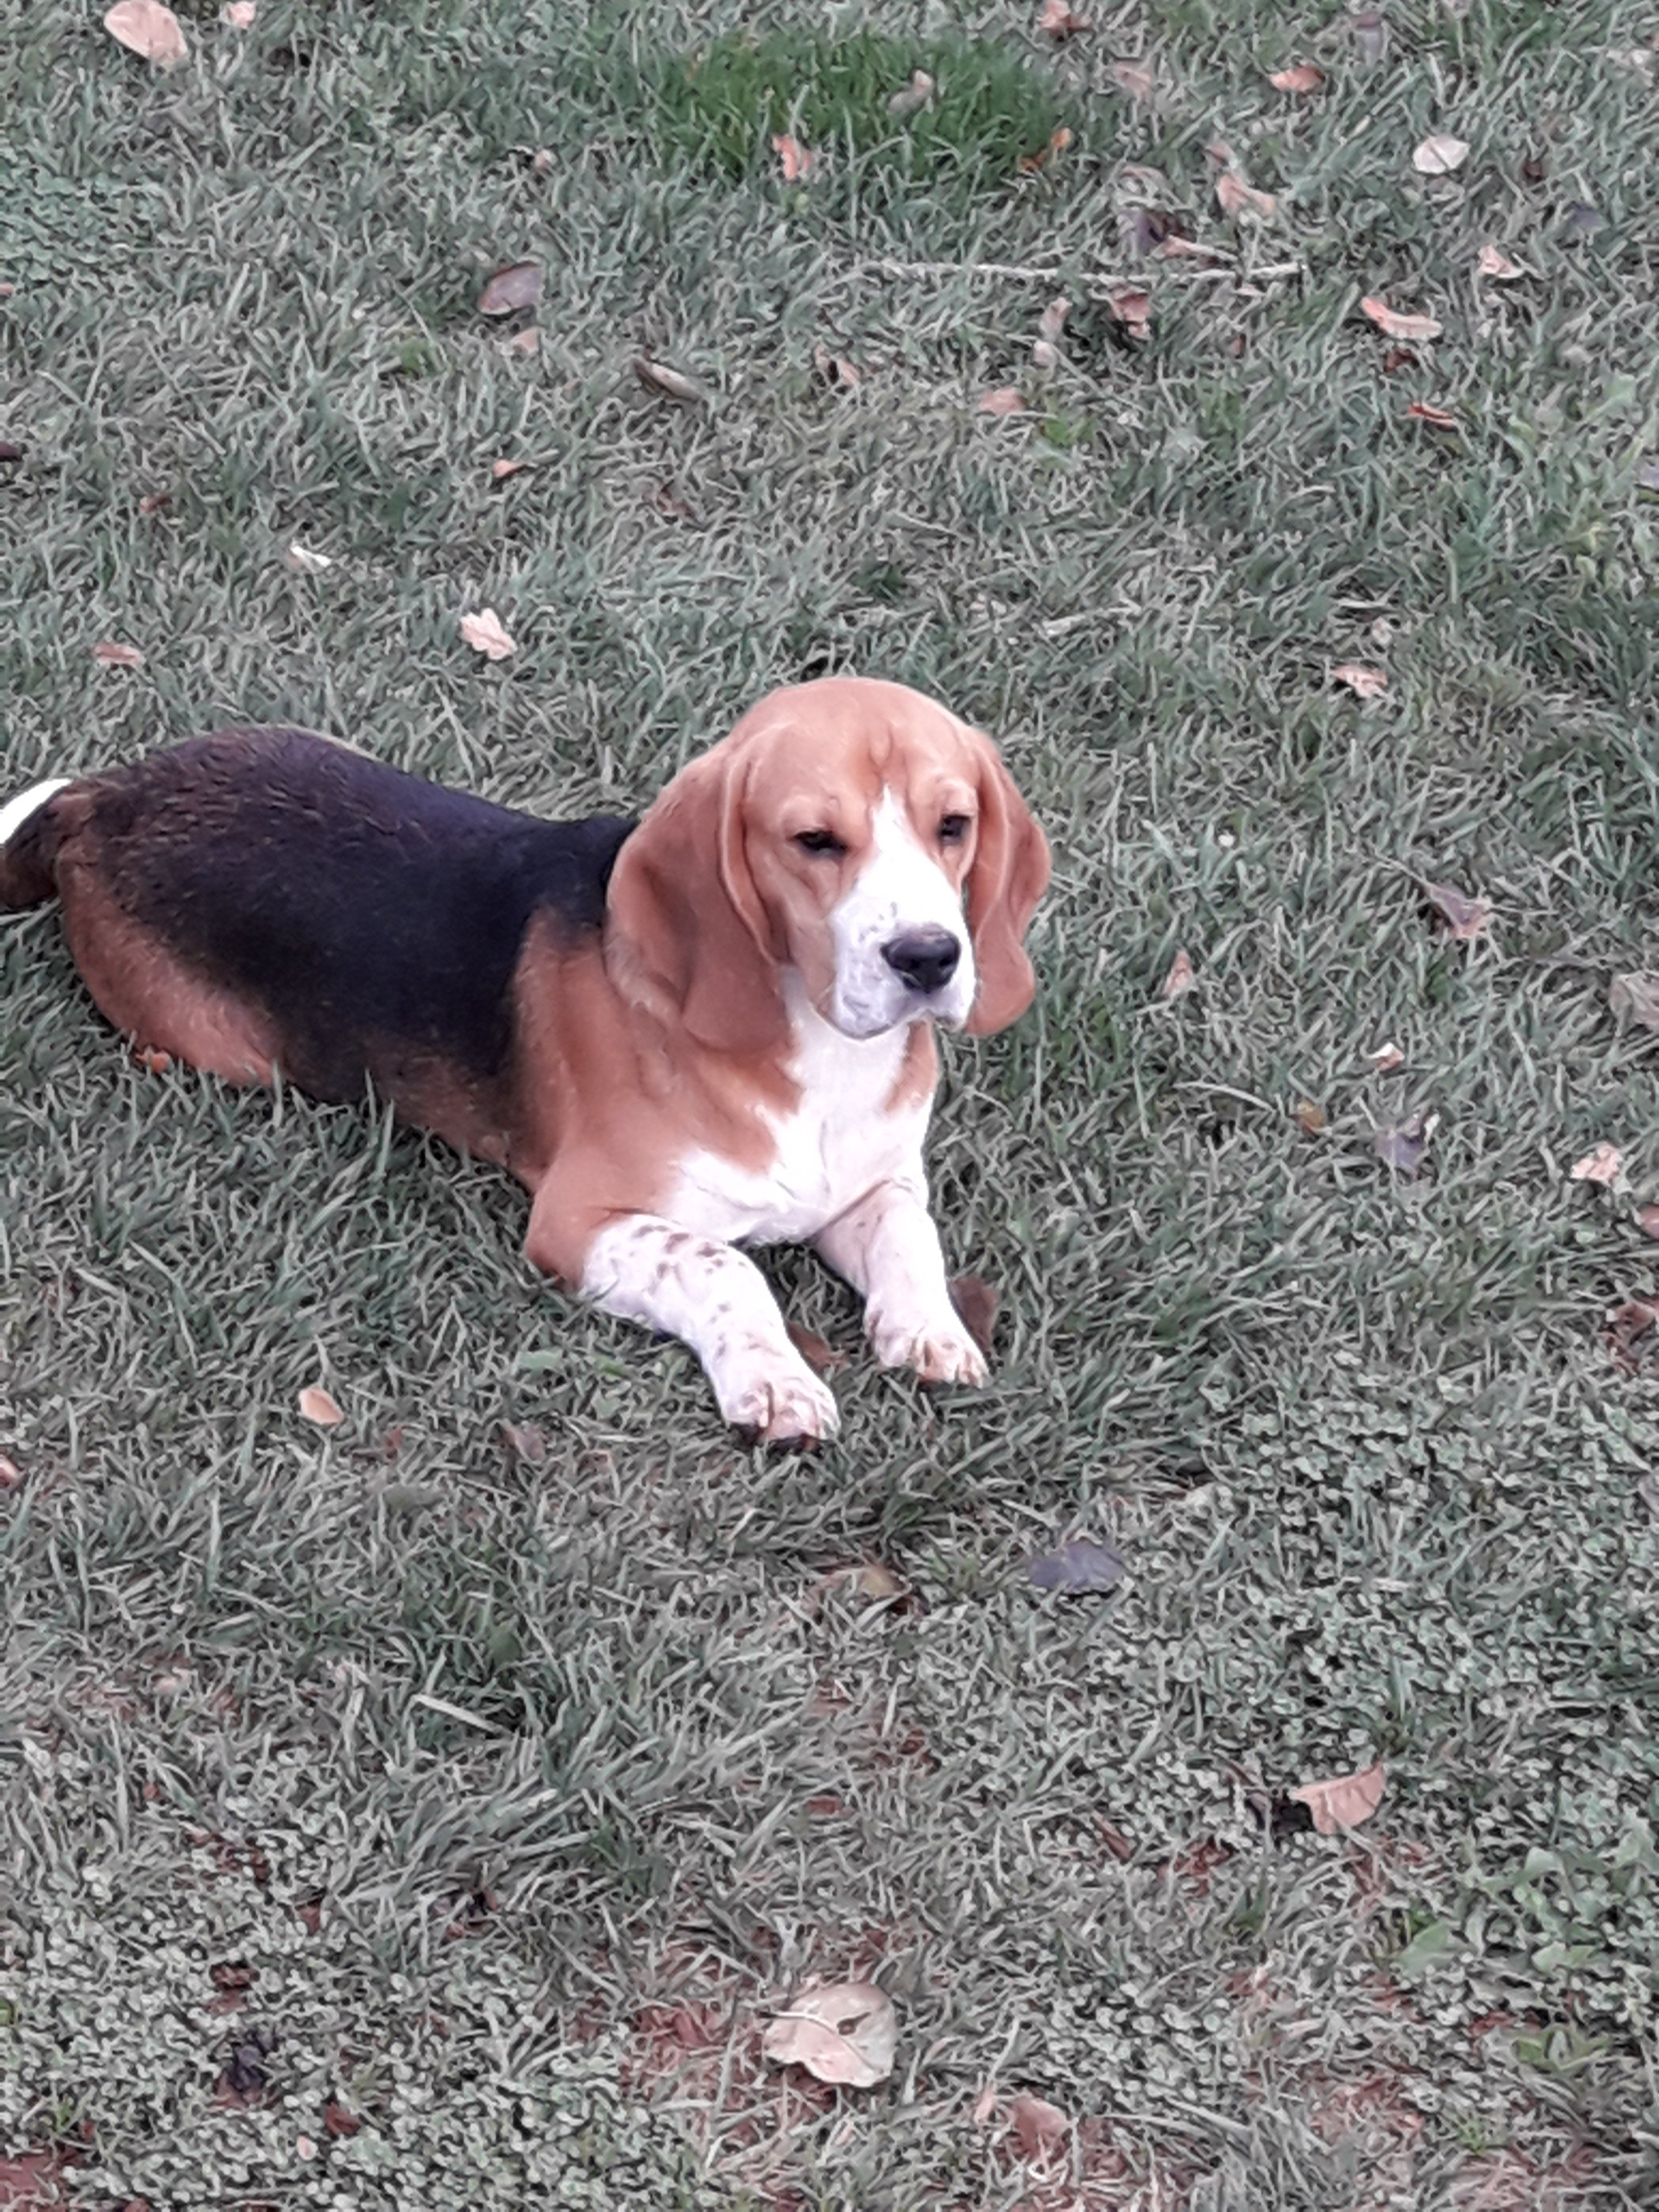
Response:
[0,677,1049,1440]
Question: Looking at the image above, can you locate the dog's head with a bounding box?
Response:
[607,676,1050,1053]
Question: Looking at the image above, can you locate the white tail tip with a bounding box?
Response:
[0,779,71,848]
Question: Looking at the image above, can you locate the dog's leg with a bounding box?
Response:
[816,1179,988,1387]
[573,1214,839,1443]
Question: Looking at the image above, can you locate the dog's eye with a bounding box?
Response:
[794,829,846,858]
[938,813,971,845]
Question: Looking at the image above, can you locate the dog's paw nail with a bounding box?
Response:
[723,1364,839,1446]
[873,1321,988,1388]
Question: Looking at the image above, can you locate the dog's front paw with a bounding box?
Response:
[868,1312,989,1389]
[717,1343,840,1445]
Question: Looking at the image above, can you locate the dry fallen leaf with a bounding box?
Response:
[105,1,188,65]
[1608,974,1659,1030]
[787,1322,850,1378]
[1375,1115,1431,1175]
[636,356,701,403]
[223,1,257,24]
[812,343,862,391]
[970,2082,998,2127]
[1108,58,1154,98]
[1332,662,1387,699]
[1477,242,1527,280]
[1008,2091,1070,2162]
[504,328,540,358]
[818,1560,905,1603]
[1381,343,1419,373]
[978,387,1026,416]
[1371,1041,1406,1074]
[298,1386,343,1428]
[476,261,541,317]
[1290,1760,1385,1834]
[490,458,529,481]
[1360,297,1444,343]
[1216,171,1277,219]
[1571,1143,1622,1187]
[1407,400,1459,431]
[1027,1536,1126,1594]
[948,1273,999,1356]
[138,490,171,514]
[1608,1299,1659,1369]
[460,608,516,660]
[1268,63,1325,93]
[1638,1207,1659,1240]
[1413,133,1470,176]
[1019,125,1072,173]
[1037,296,1070,346]
[1038,0,1090,38]
[1293,1099,1327,1135]
[1162,947,1195,998]
[1106,287,1152,341]
[498,1421,547,1463]
[285,541,332,574]
[1351,9,1388,63]
[761,1982,896,2089]
[92,640,145,669]
[772,133,816,182]
[888,69,935,117]
[0,1456,23,1494]
[1424,881,1492,939]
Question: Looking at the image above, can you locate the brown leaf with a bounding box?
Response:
[1203,136,1237,170]
[1106,287,1152,341]
[92,640,145,669]
[499,1421,547,1463]
[0,1456,23,1494]
[948,1274,999,1356]
[105,1,188,65]
[978,387,1026,416]
[0,440,22,462]
[223,1,257,25]
[1289,1759,1386,1834]
[1293,1099,1327,1135]
[138,490,171,514]
[1608,1299,1659,1369]
[1424,881,1492,939]
[1412,133,1470,176]
[1037,296,1070,346]
[1477,242,1526,280]
[635,356,702,403]
[647,480,697,521]
[1374,1115,1431,1175]
[1107,58,1154,98]
[787,1323,850,1377]
[812,343,862,391]
[1162,947,1195,998]
[323,2101,362,2140]
[490,458,529,481]
[1570,1142,1621,1187]
[1360,297,1444,343]
[887,69,936,118]
[818,1561,905,1602]
[296,1898,324,1935]
[970,2082,998,2126]
[1332,662,1387,700]
[1018,125,1072,174]
[1608,973,1659,1030]
[1351,9,1388,64]
[476,261,541,317]
[1407,400,1458,431]
[772,133,816,183]
[298,1386,343,1428]
[761,1981,896,2088]
[504,327,540,358]
[1216,171,1277,218]
[460,608,516,660]
[137,1045,173,1075]
[1381,345,1419,373]
[1038,0,1090,38]
[1637,1207,1659,1240]
[1008,2091,1070,2161]
[1370,1041,1405,1074]
[1268,63,1325,93]
[0,2154,73,2207]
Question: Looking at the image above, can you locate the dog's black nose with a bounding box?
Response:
[882,927,962,995]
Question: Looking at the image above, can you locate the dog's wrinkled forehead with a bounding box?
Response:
[735,678,977,823]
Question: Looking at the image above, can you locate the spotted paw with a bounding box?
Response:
[718,1350,840,1445]
[869,1314,989,1388]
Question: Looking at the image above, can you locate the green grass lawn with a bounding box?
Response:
[3,1,1658,2205]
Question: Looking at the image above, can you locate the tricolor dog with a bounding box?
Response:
[0,677,1049,1441]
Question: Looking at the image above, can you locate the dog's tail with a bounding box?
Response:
[0,779,73,909]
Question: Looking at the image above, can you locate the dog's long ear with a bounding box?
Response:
[606,743,789,1057]
[963,734,1051,1036]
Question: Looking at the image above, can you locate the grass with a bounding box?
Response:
[2,0,1658,2204]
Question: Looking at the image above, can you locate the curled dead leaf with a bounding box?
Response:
[1019,125,1072,174]
[1370,1041,1405,1074]
[1360,297,1444,343]
[948,1274,999,1356]
[1162,947,1195,998]
[1638,1207,1659,1240]
[0,1455,23,1494]
[460,609,516,660]
[636,356,702,403]
[1293,1099,1327,1135]
[978,387,1026,417]
[1037,296,1070,346]
[772,133,816,183]
[490,458,529,481]
[504,327,540,358]
[786,1323,850,1378]
[1407,400,1458,431]
[138,491,171,515]
[1608,974,1659,1030]
[298,1386,343,1428]
[92,640,145,669]
[1608,1299,1659,1369]
[1477,242,1527,280]
[818,1560,905,1603]
[761,1982,896,2088]
[1268,63,1325,93]
[1106,287,1152,341]
[1289,1759,1385,1834]
[1038,0,1090,38]
[105,0,188,65]
[1332,662,1387,699]
[1570,1143,1622,1187]
[1381,345,1419,374]
[888,69,935,117]
[1108,58,1154,98]
[1424,881,1492,940]
[1216,171,1277,219]
[476,261,541,317]
[1375,1115,1431,1176]
[1008,2091,1070,2162]
[1413,134,1470,176]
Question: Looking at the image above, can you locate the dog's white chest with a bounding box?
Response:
[665,989,930,1246]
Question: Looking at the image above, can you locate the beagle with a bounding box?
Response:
[0,678,1049,1441]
